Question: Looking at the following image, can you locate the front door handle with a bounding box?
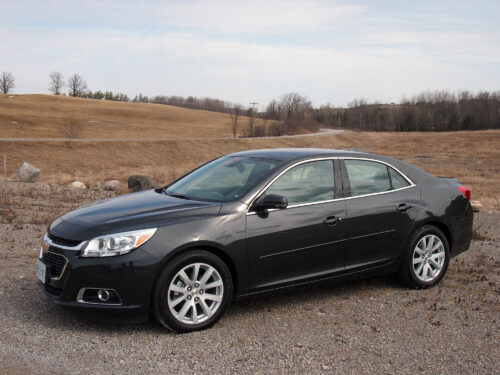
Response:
[397,203,412,212]
[323,216,341,226]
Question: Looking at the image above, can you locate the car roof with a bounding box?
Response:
[229,148,364,161]
[228,148,437,185]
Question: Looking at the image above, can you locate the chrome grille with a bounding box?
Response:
[48,234,82,248]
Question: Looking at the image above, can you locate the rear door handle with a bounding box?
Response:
[397,203,412,212]
[323,216,341,226]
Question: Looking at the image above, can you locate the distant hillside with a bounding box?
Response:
[0,94,250,139]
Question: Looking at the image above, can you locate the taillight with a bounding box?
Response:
[458,186,471,201]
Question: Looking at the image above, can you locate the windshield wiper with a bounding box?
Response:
[168,192,190,200]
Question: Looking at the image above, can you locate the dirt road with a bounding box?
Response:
[0,129,344,142]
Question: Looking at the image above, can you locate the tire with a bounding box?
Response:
[399,225,450,288]
[152,250,233,333]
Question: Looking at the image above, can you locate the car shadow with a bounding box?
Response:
[227,275,405,318]
[6,275,405,335]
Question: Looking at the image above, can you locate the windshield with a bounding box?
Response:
[166,156,281,202]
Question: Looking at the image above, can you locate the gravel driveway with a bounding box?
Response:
[0,183,498,374]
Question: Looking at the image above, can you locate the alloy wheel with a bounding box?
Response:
[167,262,224,325]
[412,234,446,282]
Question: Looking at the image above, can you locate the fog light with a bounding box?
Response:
[77,287,122,305]
[97,289,110,302]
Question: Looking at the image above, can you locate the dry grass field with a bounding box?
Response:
[0,94,251,139]
[1,95,499,211]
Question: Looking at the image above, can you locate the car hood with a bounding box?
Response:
[56,190,222,237]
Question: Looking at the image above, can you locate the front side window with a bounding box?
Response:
[166,156,281,202]
[345,160,391,196]
[266,160,334,206]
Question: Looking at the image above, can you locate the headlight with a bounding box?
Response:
[81,228,157,257]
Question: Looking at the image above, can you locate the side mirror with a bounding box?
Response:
[254,194,288,211]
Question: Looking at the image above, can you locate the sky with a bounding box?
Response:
[1,0,499,107]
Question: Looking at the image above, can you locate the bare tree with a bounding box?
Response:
[67,74,88,97]
[66,120,80,149]
[279,92,311,124]
[48,72,65,95]
[0,72,15,94]
[229,104,241,138]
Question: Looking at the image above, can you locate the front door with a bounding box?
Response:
[246,159,347,289]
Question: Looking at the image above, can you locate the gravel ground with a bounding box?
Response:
[0,182,499,374]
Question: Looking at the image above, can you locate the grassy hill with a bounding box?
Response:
[0,94,242,139]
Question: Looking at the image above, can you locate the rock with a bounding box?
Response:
[70,181,86,189]
[104,180,120,191]
[471,200,482,212]
[18,162,40,182]
[128,175,158,192]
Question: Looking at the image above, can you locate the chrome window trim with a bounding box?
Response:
[43,232,87,251]
[245,155,417,215]
[342,184,416,200]
[76,287,122,305]
[246,197,345,216]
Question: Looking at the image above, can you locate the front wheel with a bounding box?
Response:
[153,250,233,333]
[399,226,450,288]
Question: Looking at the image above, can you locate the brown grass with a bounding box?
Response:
[1,95,499,211]
[0,94,264,139]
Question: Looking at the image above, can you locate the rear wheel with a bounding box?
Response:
[153,250,233,333]
[399,226,450,288]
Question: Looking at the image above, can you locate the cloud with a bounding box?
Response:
[363,30,500,63]
[0,0,365,35]
[1,1,499,105]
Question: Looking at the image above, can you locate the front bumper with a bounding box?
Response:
[38,243,162,322]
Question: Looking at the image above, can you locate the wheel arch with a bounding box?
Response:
[414,220,453,253]
[188,244,239,299]
[153,242,240,301]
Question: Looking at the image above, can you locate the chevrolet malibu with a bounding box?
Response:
[37,149,473,332]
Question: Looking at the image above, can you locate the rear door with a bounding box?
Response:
[340,159,421,270]
[246,159,347,289]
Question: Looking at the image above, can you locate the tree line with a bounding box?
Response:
[2,70,499,131]
[314,91,500,131]
[261,91,500,131]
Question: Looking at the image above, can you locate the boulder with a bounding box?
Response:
[18,162,40,182]
[128,175,158,192]
[70,181,86,189]
[104,180,120,191]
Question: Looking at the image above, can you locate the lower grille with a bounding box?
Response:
[42,252,67,279]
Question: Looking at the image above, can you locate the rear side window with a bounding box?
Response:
[345,160,391,196]
[266,160,334,206]
[388,167,410,189]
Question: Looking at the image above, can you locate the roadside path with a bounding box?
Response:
[0,129,344,142]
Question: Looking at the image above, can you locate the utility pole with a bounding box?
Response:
[3,154,6,184]
[249,102,258,137]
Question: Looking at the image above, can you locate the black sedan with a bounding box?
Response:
[37,149,473,332]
